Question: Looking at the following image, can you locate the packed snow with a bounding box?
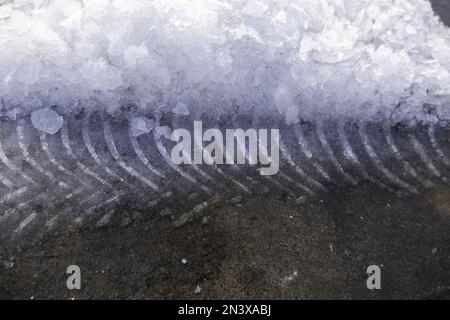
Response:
[0,0,449,126]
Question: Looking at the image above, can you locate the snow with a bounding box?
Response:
[129,116,155,137]
[30,108,64,134]
[172,101,190,116]
[6,107,21,121]
[0,0,449,125]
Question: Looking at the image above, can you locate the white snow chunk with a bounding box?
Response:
[31,108,64,134]
[274,84,294,115]
[172,101,190,116]
[0,0,448,125]
[194,285,202,294]
[129,116,155,137]
[242,0,268,18]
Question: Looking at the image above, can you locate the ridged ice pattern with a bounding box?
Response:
[0,113,448,247]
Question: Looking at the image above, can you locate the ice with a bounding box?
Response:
[124,44,151,69]
[274,84,295,119]
[129,116,155,137]
[242,0,268,18]
[6,108,21,121]
[194,285,202,294]
[155,126,172,139]
[0,0,449,125]
[30,108,64,134]
[172,101,190,116]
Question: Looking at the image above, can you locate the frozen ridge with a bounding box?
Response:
[0,0,449,125]
[0,109,449,248]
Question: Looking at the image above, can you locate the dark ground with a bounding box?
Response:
[0,183,449,299]
[0,1,449,300]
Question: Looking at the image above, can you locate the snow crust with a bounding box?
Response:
[0,0,449,125]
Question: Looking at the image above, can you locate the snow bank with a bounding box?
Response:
[0,0,449,125]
